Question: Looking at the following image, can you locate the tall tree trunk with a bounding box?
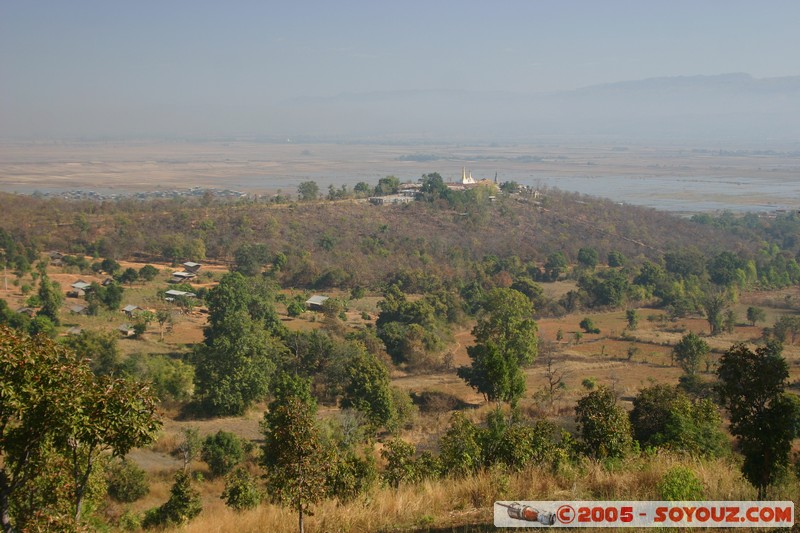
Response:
[298,503,304,533]
[1,490,13,533]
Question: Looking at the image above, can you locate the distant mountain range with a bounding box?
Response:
[274,74,800,143]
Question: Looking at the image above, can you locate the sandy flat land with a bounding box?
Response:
[1,141,799,211]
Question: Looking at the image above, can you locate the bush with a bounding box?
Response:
[658,466,704,501]
[388,387,417,433]
[575,386,633,459]
[142,471,202,529]
[201,430,245,478]
[287,300,306,317]
[381,438,417,488]
[579,317,600,334]
[107,459,149,503]
[438,413,483,477]
[326,448,377,502]
[221,467,262,511]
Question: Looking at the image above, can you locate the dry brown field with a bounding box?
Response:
[2,141,800,212]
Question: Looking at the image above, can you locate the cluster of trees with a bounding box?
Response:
[376,284,462,369]
[0,327,161,531]
[574,340,800,499]
[0,184,756,293]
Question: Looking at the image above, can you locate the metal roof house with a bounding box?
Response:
[182,262,202,273]
[164,289,196,302]
[71,281,92,291]
[305,295,330,310]
[169,271,196,283]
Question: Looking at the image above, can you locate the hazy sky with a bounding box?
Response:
[2,0,799,138]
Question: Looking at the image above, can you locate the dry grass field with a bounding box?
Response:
[2,141,800,212]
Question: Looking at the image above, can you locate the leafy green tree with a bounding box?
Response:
[221,467,262,511]
[607,250,626,268]
[143,471,202,528]
[380,438,418,488]
[107,459,149,503]
[353,181,373,197]
[701,289,729,336]
[716,342,800,498]
[193,273,286,416]
[630,384,727,457]
[579,317,600,334]
[480,409,562,470]
[437,412,483,477]
[287,299,306,317]
[664,249,707,277]
[0,327,161,530]
[138,264,159,281]
[577,247,599,269]
[156,308,173,341]
[202,430,245,478]
[261,393,328,533]
[578,269,631,308]
[375,175,400,195]
[118,267,139,286]
[510,277,546,310]
[100,257,121,276]
[62,329,120,376]
[544,252,568,281]
[746,306,766,327]
[193,310,281,416]
[86,281,125,312]
[325,445,378,501]
[233,243,270,276]
[772,315,800,344]
[672,332,710,376]
[458,288,538,406]
[707,251,745,286]
[340,346,396,432]
[120,353,194,402]
[625,309,638,330]
[204,272,284,341]
[36,273,63,325]
[499,180,520,194]
[297,180,320,201]
[575,386,633,459]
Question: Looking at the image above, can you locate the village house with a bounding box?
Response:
[69,304,88,315]
[305,295,329,310]
[164,289,196,302]
[169,271,196,284]
[182,261,202,273]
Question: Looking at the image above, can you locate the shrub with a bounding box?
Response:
[579,317,600,334]
[107,459,149,503]
[201,430,245,478]
[326,448,377,502]
[575,386,633,459]
[221,467,262,511]
[438,413,483,477]
[142,471,202,528]
[381,438,417,488]
[658,466,704,501]
[287,300,306,317]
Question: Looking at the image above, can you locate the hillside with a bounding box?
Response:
[2,186,800,532]
[0,187,754,289]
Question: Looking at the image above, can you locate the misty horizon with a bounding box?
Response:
[2,2,800,143]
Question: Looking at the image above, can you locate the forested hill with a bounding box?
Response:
[0,187,760,288]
